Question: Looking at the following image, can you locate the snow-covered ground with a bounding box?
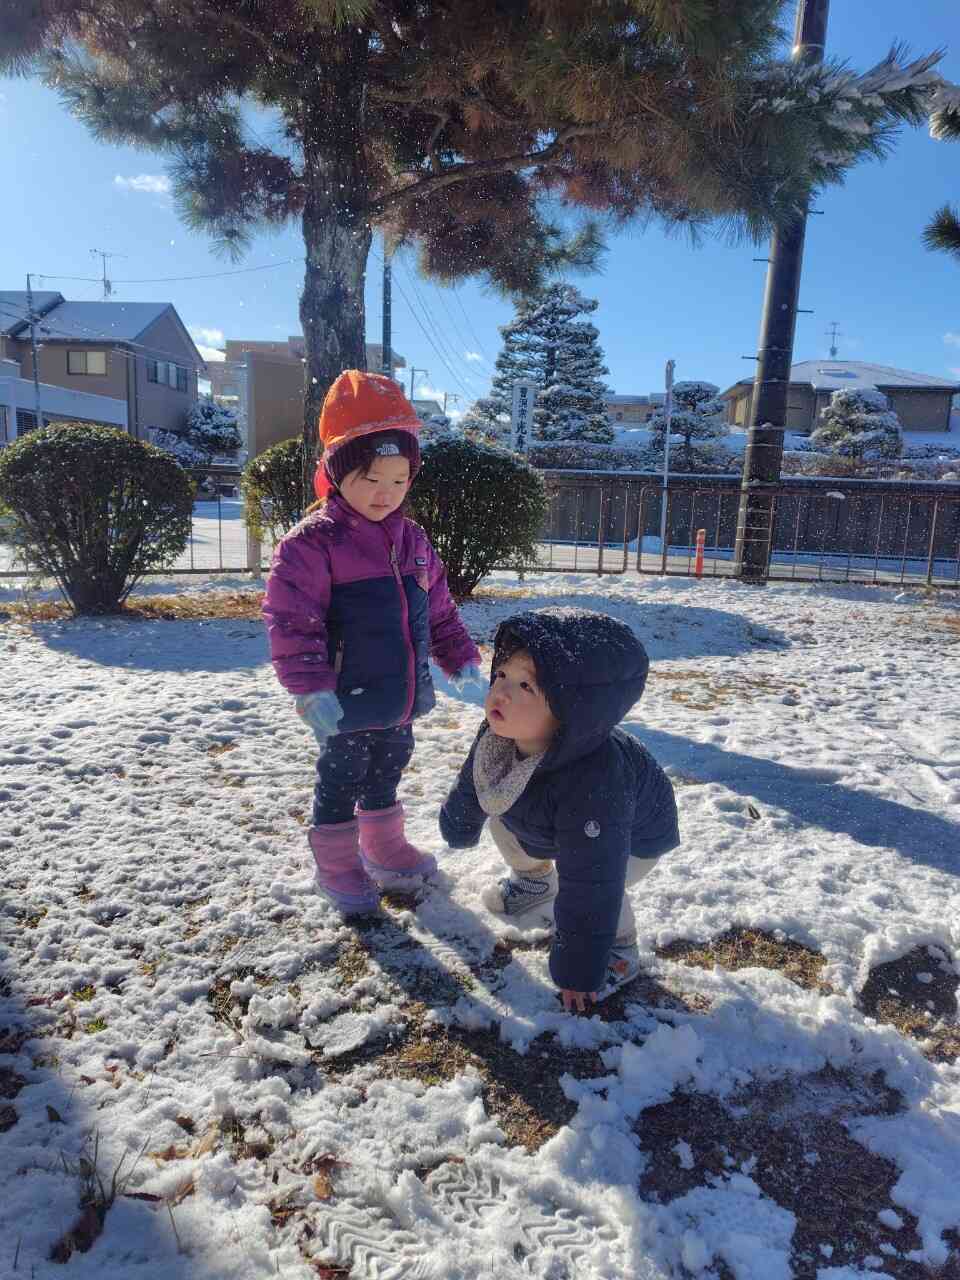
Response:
[1,571,959,1279]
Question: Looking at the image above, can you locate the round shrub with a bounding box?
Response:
[410,437,548,598]
[241,436,307,544]
[0,422,194,614]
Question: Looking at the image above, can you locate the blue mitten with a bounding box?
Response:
[295,690,344,753]
[449,664,485,693]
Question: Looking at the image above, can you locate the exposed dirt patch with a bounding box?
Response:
[0,1066,26,1100]
[634,1066,956,1279]
[658,927,831,993]
[859,945,960,1064]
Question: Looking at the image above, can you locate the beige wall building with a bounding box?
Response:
[207,337,408,457]
[722,360,959,434]
[0,292,202,438]
[605,393,666,425]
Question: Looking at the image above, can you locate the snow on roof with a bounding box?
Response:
[790,360,960,392]
[35,300,172,342]
[0,290,64,334]
[726,361,960,396]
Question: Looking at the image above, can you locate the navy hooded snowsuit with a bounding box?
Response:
[440,608,680,994]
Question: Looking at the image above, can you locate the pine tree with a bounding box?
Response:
[460,302,544,444]
[529,285,612,444]
[4,4,945,483]
[810,388,902,461]
[153,398,243,467]
[649,382,729,473]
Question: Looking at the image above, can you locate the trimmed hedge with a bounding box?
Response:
[0,422,193,614]
[410,437,547,597]
[241,436,307,544]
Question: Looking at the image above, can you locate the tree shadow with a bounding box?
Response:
[627,725,960,874]
[25,616,268,674]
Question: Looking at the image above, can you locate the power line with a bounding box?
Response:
[36,258,303,288]
[0,301,208,369]
[387,255,475,401]
[452,284,492,363]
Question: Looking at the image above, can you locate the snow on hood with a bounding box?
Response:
[493,606,648,770]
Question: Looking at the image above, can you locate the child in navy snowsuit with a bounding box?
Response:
[440,608,679,1010]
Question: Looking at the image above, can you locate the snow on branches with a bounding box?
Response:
[809,388,902,461]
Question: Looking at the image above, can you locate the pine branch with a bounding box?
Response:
[923,205,960,262]
[370,122,613,214]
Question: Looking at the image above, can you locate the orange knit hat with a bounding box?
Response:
[314,370,421,499]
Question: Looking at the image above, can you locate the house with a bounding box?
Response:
[205,336,407,458]
[0,357,127,445]
[0,292,203,438]
[412,398,444,420]
[722,361,960,434]
[605,393,665,424]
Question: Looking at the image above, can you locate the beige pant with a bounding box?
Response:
[488,817,657,945]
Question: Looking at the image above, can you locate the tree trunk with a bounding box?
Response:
[298,30,372,503]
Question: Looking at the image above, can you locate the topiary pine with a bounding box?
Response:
[152,397,242,468]
[648,381,729,473]
[809,388,902,461]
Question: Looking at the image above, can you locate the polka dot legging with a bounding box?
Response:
[312,724,415,826]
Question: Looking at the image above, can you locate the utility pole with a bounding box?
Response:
[734,0,829,583]
[90,248,125,299]
[408,367,428,401]
[25,273,44,429]
[442,392,461,415]
[826,321,841,359]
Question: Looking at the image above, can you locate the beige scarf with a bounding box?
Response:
[472,727,545,817]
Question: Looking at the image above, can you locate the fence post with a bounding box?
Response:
[596,487,605,576]
[694,529,706,577]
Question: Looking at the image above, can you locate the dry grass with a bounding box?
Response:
[859,945,959,1064]
[1,590,265,625]
[650,668,803,712]
[657,927,831,994]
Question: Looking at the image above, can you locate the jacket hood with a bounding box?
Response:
[491,607,649,772]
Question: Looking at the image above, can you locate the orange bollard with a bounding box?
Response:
[694,528,706,577]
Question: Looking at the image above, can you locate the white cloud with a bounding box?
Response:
[196,345,226,364]
[114,173,171,195]
[944,332,960,348]
[190,326,225,348]
[414,383,448,406]
[464,350,483,363]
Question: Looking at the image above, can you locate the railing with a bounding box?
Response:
[3,467,959,588]
[534,472,960,588]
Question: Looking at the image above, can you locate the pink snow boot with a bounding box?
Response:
[358,802,437,890]
[308,819,381,915]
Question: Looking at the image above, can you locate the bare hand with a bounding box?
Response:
[560,988,598,1014]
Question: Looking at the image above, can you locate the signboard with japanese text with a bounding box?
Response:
[510,380,537,453]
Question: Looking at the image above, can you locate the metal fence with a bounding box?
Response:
[535,472,960,588]
[3,467,959,588]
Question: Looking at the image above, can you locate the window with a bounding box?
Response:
[176,365,188,393]
[0,406,8,445]
[16,409,38,436]
[67,349,107,376]
[147,358,159,383]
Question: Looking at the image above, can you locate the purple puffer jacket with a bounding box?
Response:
[263,495,480,733]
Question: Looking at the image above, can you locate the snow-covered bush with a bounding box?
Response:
[648,382,729,472]
[152,397,242,467]
[410,437,547,597]
[810,388,901,460]
[0,422,193,614]
[241,436,308,544]
[527,438,741,474]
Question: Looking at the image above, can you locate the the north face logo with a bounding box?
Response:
[375,441,401,456]
[584,820,601,838]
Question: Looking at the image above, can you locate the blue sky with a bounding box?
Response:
[1,0,958,412]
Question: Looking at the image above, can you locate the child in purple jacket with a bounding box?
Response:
[263,371,482,915]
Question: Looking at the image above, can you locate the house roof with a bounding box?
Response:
[0,290,64,335]
[1,293,204,365]
[723,360,960,397]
